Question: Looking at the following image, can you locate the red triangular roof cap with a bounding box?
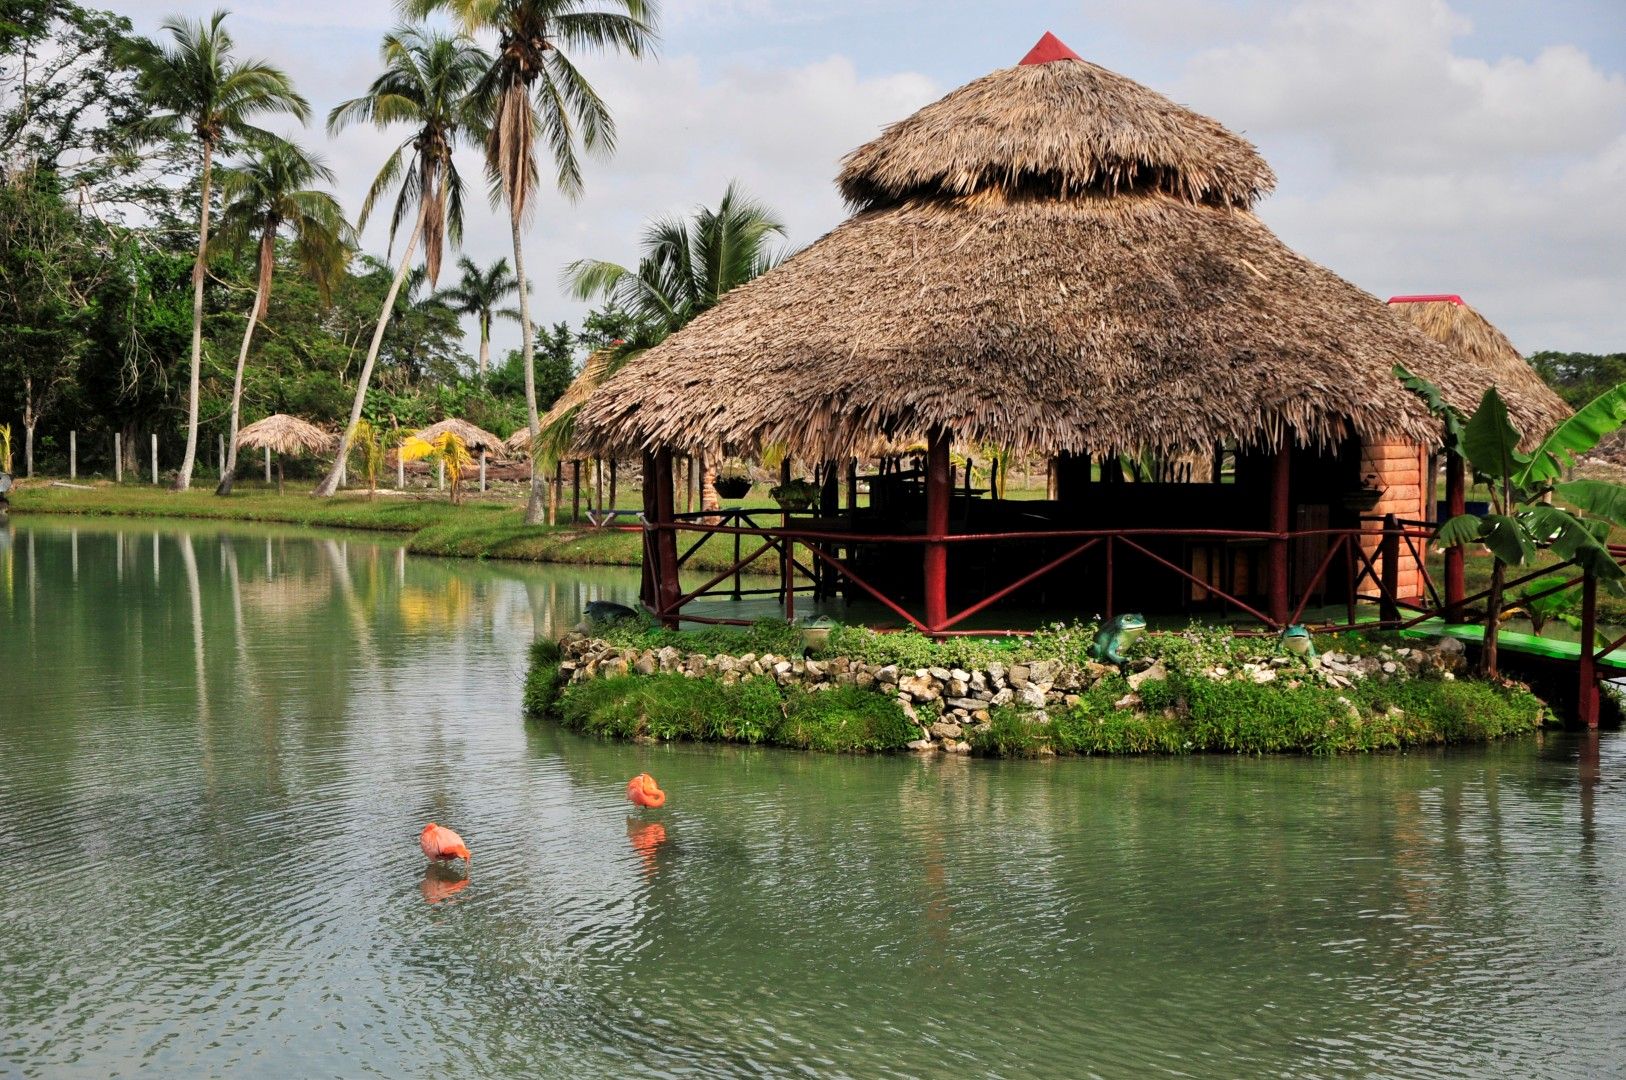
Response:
[1019,31,1082,65]
[1387,294,1464,306]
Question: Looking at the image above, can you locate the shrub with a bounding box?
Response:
[522,638,563,714]
[772,685,915,752]
[966,707,1048,757]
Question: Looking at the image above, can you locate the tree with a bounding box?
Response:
[313,26,487,498]
[1401,366,1626,676]
[122,9,309,491]
[212,136,351,494]
[441,254,518,380]
[410,0,657,524]
[561,182,786,509]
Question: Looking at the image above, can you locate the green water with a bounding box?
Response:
[2,519,1624,1078]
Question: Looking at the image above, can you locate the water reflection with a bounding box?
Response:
[421,862,472,905]
[3,519,1625,1078]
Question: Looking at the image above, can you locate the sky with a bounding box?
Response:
[100,0,1626,358]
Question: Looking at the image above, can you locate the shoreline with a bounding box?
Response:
[3,482,750,572]
[524,622,1549,758]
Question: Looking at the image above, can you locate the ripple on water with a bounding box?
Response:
[4,522,1626,1077]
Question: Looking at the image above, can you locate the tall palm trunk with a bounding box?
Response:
[478,314,490,380]
[314,210,425,497]
[173,140,215,492]
[216,239,269,496]
[504,174,545,526]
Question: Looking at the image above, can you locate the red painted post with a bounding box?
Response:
[1580,570,1599,728]
[1269,443,1292,628]
[1444,450,1466,621]
[653,449,681,627]
[924,430,951,634]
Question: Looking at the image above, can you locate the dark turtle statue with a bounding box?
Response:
[583,600,640,625]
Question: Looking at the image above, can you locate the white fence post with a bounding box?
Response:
[437,460,444,491]
[397,448,405,489]
[264,446,271,484]
[480,450,487,492]
[69,430,76,479]
[150,434,158,485]
[113,433,122,483]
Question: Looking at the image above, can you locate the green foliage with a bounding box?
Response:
[549,674,913,753]
[523,637,563,713]
[1519,384,1626,486]
[1529,351,1626,411]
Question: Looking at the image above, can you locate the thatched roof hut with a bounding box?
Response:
[574,33,1533,462]
[235,414,334,455]
[1386,294,1569,441]
[413,418,504,454]
[507,348,623,460]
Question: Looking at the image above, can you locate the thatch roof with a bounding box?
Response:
[573,34,1522,462]
[236,414,334,456]
[509,348,621,460]
[838,32,1276,212]
[1386,295,1569,442]
[413,418,504,453]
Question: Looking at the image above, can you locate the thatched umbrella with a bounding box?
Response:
[573,32,1549,463]
[412,418,504,454]
[236,414,334,494]
[1386,295,1569,444]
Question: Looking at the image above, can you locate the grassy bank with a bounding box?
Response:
[525,622,1547,757]
[5,482,755,571]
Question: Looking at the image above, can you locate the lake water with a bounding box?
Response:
[2,518,1624,1078]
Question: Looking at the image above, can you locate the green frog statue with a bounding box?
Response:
[1088,613,1147,667]
[1278,624,1317,659]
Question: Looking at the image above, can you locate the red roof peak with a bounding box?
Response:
[1019,31,1082,66]
[1387,294,1464,306]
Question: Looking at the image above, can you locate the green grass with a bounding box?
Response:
[966,672,1545,757]
[543,671,916,753]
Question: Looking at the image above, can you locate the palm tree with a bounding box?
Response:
[408,0,657,524]
[559,182,785,509]
[441,255,520,380]
[212,136,352,495]
[313,27,488,498]
[123,10,309,492]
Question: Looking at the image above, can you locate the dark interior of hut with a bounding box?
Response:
[807,437,1380,627]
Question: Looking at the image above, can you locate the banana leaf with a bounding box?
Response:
[1518,384,1626,486]
[1393,363,1463,448]
[1555,479,1626,528]
[1459,387,1527,481]
[1525,505,1626,589]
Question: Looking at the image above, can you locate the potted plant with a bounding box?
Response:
[714,465,753,500]
[769,478,821,512]
[1341,472,1385,513]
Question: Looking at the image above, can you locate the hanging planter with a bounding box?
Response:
[1341,473,1385,513]
[770,478,820,511]
[714,474,753,499]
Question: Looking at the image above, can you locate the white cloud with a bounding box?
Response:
[1146,0,1626,352]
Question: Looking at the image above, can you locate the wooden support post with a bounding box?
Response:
[964,456,972,497]
[69,430,76,480]
[113,433,122,483]
[263,445,271,484]
[925,430,951,634]
[847,458,858,511]
[609,458,618,513]
[152,434,159,485]
[653,449,681,627]
[779,455,792,615]
[479,450,487,493]
[639,450,657,609]
[572,460,581,523]
[1444,450,1466,621]
[1379,513,1400,625]
[1269,444,1291,628]
[1580,571,1599,729]
[595,457,604,516]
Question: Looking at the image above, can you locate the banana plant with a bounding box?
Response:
[1399,366,1626,675]
[1504,576,1582,637]
[350,420,387,499]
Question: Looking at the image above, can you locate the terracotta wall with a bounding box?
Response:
[1360,439,1431,601]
